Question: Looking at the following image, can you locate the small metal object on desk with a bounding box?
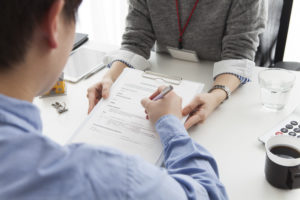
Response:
[51,102,68,114]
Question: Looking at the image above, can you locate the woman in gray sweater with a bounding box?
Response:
[87,0,267,129]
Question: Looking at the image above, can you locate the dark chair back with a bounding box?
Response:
[255,0,294,67]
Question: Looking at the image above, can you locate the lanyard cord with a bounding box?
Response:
[176,0,200,49]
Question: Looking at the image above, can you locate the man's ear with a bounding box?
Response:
[41,0,65,49]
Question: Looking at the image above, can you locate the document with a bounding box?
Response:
[70,68,204,165]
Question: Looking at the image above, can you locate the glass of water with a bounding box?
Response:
[258,68,296,111]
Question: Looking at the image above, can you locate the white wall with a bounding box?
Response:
[76,0,128,46]
[283,0,300,62]
[76,0,299,63]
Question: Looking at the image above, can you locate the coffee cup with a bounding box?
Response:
[265,136,300,189]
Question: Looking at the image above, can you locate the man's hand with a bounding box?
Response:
[141,86,182,124]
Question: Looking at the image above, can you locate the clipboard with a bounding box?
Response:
[142,71,182,85]
[70,68,204,165]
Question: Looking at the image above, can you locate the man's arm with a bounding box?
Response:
[4,90,227,199]
[157,115,228,200]
[135,88,228,199]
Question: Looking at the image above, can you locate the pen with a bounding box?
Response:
[152,85,173,101]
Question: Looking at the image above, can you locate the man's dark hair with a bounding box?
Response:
[0,0,82,70]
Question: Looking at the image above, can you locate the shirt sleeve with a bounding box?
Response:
[215,0,267,79]
[1,117,227,200]
[213,59,254,82]
[127,115,228,200]
[103,49,151,71]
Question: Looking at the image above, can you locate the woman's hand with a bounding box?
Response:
[183,73,241,129]
[182,90,225,129]
[87,76,114,114]
[86,61,128,114]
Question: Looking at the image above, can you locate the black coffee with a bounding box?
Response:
[270,145,300,159]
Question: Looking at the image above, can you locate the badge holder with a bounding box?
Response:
[167,46,199,62]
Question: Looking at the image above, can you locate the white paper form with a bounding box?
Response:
[71,68,204,164]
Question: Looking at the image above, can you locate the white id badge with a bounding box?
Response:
[167,46,199,62]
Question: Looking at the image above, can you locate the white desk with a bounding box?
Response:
[34,41,300,200]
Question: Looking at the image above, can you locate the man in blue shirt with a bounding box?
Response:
[0,0,228,199]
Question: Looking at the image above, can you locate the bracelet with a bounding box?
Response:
[208,85,231,100]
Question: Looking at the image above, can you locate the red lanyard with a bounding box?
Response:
[176,0,200,49]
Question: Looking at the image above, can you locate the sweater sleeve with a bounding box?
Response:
[213,0,267,80]
[222,0,267,61]
[102,0,155,70]
[121,0,156,59]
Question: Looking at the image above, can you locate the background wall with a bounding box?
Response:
[284,0,300,62]
[76,0,128,46]
[76,0,300,63]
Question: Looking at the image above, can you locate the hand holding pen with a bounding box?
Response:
[141,85,183,124]
[152,85,173,101]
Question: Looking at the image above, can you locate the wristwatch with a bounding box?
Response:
[208,85,231,100]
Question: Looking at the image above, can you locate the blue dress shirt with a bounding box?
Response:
[0,94,228,200]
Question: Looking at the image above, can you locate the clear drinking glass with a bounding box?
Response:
[258,68,296,111]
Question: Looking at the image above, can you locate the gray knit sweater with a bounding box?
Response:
[103,0,267,80]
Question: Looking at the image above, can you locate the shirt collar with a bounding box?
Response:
[0,94,42,133]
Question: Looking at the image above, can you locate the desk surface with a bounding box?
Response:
[34,41,300,200]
